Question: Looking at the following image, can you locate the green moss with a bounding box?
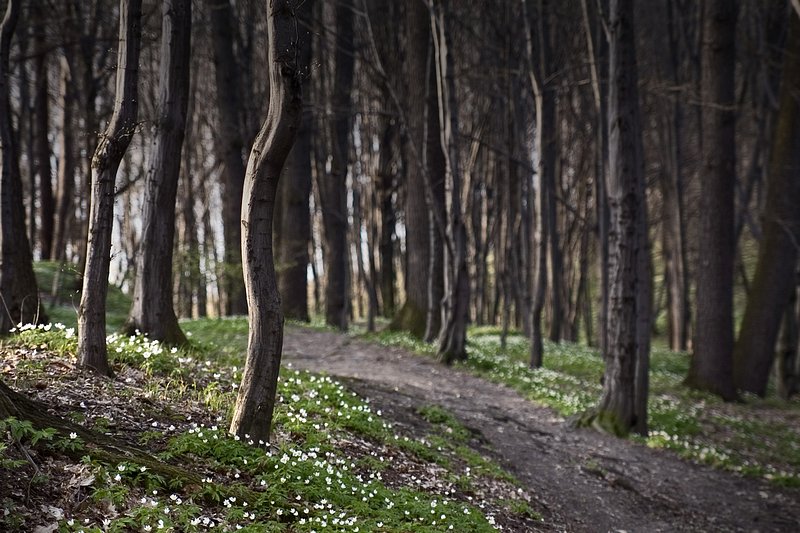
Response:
[388,301,427,338]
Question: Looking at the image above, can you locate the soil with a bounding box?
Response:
[283,326,800,533]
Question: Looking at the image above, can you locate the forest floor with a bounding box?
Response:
[3,270,800,533]
[283,326,800,532]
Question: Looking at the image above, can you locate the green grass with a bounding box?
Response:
[364,327,800,488]
[2,320,534,532]
[34,261,131,331]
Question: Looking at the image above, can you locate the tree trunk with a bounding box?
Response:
[584,0,649,436]
[431,1,469,364]
[776,272,799,400]
[52,55,76,263]
[522,0,552,368]
[389,0,438,339]
[124,0,191,345]
[278,113,312,322]
[733,13,800,397]
[32,1,54,261]
[319,0,354,331]
[0,0,47,333]
[207,0,248,316]
[687,0,738,401]
[377,117,396,317]
[77,0,142,376]
[229,0,310,444]
[278,4,314,323]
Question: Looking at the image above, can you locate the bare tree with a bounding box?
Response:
[522,0,553,368]
[319,0,355,331]
[77,0,142,375]
[229,0,311,443]
[431,0,469,364]
[733,10,800,397]
[581,0,649,436]
[686,0,738,401]
[206,0,248,316]
[0,0,47,333]
[124,0,191,344]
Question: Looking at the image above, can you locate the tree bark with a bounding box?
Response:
[523,0,553,368]
[206,0,248,316]
[278,3,315,323]
[319,0,355,331]
[686,0,738,401]
[776,272,799,400]
[733,13,800,397]
[389,0,440,339]
[77,0,142,376]
[124,0,191,344]
[431,1,469,364]
[32,1,54,260]
[229,0,310,444]
[584,0,649,436]
[52,55,76,263]
[377,116,396,317]
[0,0,47,333]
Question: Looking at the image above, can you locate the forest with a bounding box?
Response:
[1,0,799,531]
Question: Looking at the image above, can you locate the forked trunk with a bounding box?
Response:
[77,0,142,376]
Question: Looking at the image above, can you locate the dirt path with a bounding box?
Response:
[283,327,800,532]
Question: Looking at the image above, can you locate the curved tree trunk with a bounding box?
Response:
[686,0,738,401]
[0,0,48,334]
[77,0,142,376]
[733,13,800,396]
[229,0,311,444]
[124,0,191,345]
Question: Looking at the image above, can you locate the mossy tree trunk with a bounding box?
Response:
[389,0,444,340]
[229,0,312,444]
[77,0,142,376]
[733,13,800,397]
[584,0,649,437]
[124,0,191,345]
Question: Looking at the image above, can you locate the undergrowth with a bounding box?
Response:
[1,321,537,531]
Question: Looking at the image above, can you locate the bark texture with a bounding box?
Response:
[389,0,441,338]
[733,13,800,396]
[0,0,47,333]
[124,0,191,345]
[277,3,314,323]
[77,0,142,376]
[431,1,469,364]
[587,0,649,436]
[229,0,310,443]
[207,0,248,316]
[687,0,738,401]
[319,0,354,331]
[52,56,76,263]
